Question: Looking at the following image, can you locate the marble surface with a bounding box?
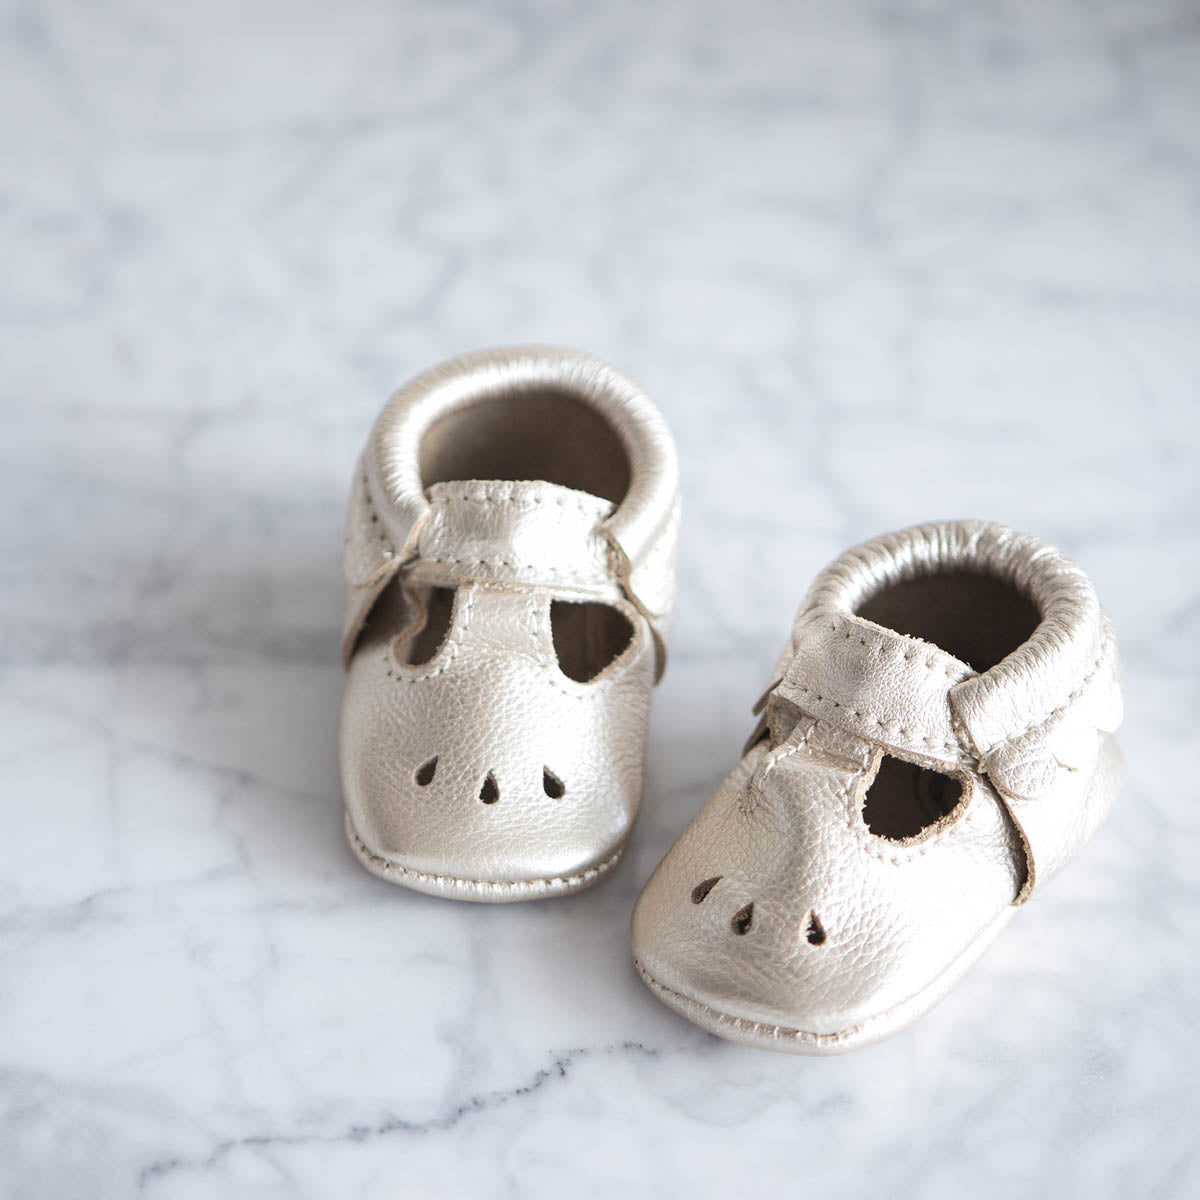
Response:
[3,0,1199,1195]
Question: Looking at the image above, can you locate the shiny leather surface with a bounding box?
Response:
[632,521,1123,1052]
[340,347,680,901]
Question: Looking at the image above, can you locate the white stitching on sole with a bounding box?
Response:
[634,958,852,1048]
[345,814,623,895]
[633,899,1017,1053]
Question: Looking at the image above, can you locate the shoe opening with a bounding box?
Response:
[356,577,456,665]
[419,388,631,504]
[401,586,456,665]
[551,601,634,682]
[862,755,963,841]
[856,570,1040,671]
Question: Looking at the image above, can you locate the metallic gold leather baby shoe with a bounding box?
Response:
[632,521,1122,1052]
[340,346,680,901]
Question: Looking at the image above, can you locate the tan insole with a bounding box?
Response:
[857,570,1040,672]
[419,388,631,504]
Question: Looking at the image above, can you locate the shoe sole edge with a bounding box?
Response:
[344,812,624,902]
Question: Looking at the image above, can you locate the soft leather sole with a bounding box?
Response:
[344,813,625,902]
[632,902,1016,1055]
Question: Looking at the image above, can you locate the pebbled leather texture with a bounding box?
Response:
[632,520,1123,1053]
[340,346,680,901]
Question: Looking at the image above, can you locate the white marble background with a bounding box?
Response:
[2,0,1198,1195]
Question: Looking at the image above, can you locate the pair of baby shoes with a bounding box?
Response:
[339,346,1123,1054]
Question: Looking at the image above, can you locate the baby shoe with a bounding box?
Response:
[340,346,680,901]
[632,521,1122,1052]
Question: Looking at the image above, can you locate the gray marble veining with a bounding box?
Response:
[2,0,1198,1196]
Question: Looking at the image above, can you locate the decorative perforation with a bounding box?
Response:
[479,772,499,804]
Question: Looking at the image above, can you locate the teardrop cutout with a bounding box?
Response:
[542,768,565,799]
[806,911,826,946]
[690,876,722,904]
[479,772,499,804]
[731,902,754,935]
[415,757,438,787]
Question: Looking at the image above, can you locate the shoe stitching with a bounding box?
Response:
[635,899,1017,1052]
[825,616,965,679]
[740,721,814,817]
[386,585,477,682]
[386,582,649,700]
[781,678,961,756]
[344,469,397,590]
[416,554,606,576]
[429,483,612,514]
[973,628,1115,755]
[418,490,612,581]
[361,468,396,559]
[346,816,623,892]
[633,958,856,1048]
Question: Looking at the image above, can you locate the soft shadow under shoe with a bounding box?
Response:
[340,346,680,901]
[632,521,1122,1052]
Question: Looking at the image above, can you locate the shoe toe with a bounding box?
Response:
[341,635,650,897]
